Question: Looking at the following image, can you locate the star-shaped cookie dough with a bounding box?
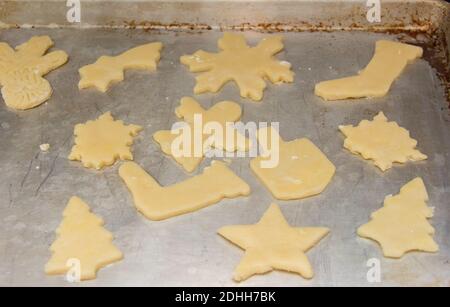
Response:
[218,204,329,282]
[180,32,294,101]
[69,112,142,169]
[339,112,427,171]
[0,36,68,110]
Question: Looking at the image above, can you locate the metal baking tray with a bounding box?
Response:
[0,0,449,287]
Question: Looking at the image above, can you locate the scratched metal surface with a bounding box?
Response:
[0,28,449,287]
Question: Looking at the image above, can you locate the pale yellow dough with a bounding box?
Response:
[0,36,68,110]
[119,161,251,221]
[153,97,250,173]
[78,42,162,92]
[315,40,423,100]
[219,203,329,282]
[45,196,123,281]
[250,127,335,200]
[69,112,143,170]
[358,178,439,258]
[339,112,427,171]
[180,32,294,101]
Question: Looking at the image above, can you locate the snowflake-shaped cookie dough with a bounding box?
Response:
[0,36,68,110]
[339,112,427,171]
[180,32,294,101]
[69,112,143,170]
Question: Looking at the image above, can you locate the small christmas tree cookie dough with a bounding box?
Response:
[45,196,123,281]
[69,112,143,170]
[0,35,68,110]
[154,97,250,172]
[250,127,335,200]
[339,112,427,171]
[79,42,162,92]
[180,32,294,101]
[357,178,439,258]
[218,203,329,282]
[119,161,250,221]
[315,40,423,100]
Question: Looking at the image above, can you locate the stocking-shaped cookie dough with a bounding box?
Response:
[45,197,123,281]
[0,36,68,110]
[219,203,329,281]
[250,127,335,200]
[119,161,251,220]
[79,42,162,92]
[154,97,250,172]
[358,178,439,258]
[180,32,294,101]
[315,40,423,100]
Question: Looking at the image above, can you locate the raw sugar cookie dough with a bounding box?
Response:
[315,40,423,100]
[180,32,294,101]
[358,178,439,258]
[218,203,329,282]
[154,97,250,173]
[79,42,162,92]
[0,35,68,110]
[69,112,143,170]
[339,112,427,171]
[119,161,251,221]
[45,197,123,281]
[250,127,335,200]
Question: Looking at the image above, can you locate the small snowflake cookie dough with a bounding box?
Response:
[154,97,250,172]
[69,112,143,169]
[315,40,423,100]
[339,112,427,171]
[180,32,294,101]
[119,161,250,221]
[0,36,68,110]
[79,42,162,92]
[357,178,439,258]
[250,127,335,200]
[219,203,329,282]
[45,196,123,281]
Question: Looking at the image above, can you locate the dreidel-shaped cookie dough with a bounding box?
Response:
[78,42,162,92]
[154,97,250,172]
[250,127,335,200]
[315,40,423,100]
[119,161,251,220]
[0,36,68,110]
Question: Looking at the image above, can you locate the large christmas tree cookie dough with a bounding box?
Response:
[339,112,427,171]
[250,127,335,200]
[315,40,423,100]
[180,32,294,101]
[218,203,329,282]
[0,36,68,110]
[358,178,439,258]
[45,197,123,281]
[79,42,162,92]
[69,112,143,170]
[119,161,251,221]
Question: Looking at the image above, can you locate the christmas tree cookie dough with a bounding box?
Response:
[0,36,68,110]
[79,42,162,92]
[357,178,439,258]
[250,127,335,200]
[45,197,123,281]
[119,161,250,221]
[180,32,294,101]
[69,112,143,170]
[315,40,423,100]
[339,112,427,171]
[154,97,250,173]
[218,203,329,282]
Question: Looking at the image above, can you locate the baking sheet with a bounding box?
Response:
[0,27,449,287]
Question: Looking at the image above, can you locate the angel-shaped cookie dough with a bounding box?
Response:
[0,36,68,110]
